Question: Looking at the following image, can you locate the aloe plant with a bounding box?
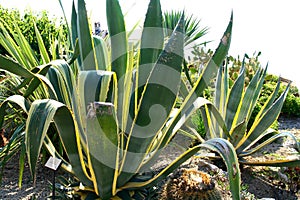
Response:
[190,58,300,167]
[0,0,243,199]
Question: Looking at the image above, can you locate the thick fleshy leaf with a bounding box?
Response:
[0,95,30,128]
[77,0,96,70]
[47,60,76,108]
[76,70,117,144]
[118,45,135,146]
[165,13,233,144]
[86,102,119,198]
[106,0,127,80]
[135,0,164,124]
[43,134,73,172]
[255,76,281,120]
[214,65,224,111]
[234,66,263,125]
[183,59,193,87]
[238,83,290,150]
[225,63,245,130]
[71,0,78,50]
[248,65,268,114]
[240,131,300,157]
[0,55,34,78]
[58,0,73,50]
[230,120,247,147]
[118,12,184,187]
[193,12,233,97]
[213,64,229,135]
[199,138,241,200]
[240,159,300,167]
[18,139,26,188]
[0,55,57,100]
[156,97,230,153]
[25,99,91,185]
[179,78,190,99]
[75,70,118,198]
[23,65,52,98]
[93,36,109,71]
[118,144,203,191]
[138,0,164,99]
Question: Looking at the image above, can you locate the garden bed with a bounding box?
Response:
[0,116,299,199]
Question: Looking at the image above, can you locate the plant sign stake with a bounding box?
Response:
[45,156,62,199]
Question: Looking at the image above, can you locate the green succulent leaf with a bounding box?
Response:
[256,75,281,120]
[230,120,247,147]
[200,138,241,200]
[106,0,127,80]
[194,12,233,97]
[23,64,52,98]
[240,131,300,157]
[118,10,185,187]
[240,159,300,167]
[93,36,109,71]
[238,82,290,151]
[0,95,30,128]
[58,0,73,50]
[47,59,76,108]
[71,0,78,50]
[0,55,34,78]
[169,13,233,142]
[77,0,96,70]
[234,65,264,125]
[138,0,164,96]
[67,38,80,65]
[25,99,91,185]
[225,62,245,130]
[86,102,119,198]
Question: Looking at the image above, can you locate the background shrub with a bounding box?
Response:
[227,53,300,119]
[0,6,68,60]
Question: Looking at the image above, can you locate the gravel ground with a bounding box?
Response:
[0,116,299,199]
[0,158,54,199]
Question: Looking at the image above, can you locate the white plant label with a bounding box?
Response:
[45,156,62,171]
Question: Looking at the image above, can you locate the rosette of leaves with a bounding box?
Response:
[191,57,300,167]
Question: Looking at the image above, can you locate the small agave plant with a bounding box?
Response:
[0,0,244,199]
[189,57,300,167]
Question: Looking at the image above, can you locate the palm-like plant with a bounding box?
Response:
[0,0,243,199]
[163,10,209,47]
[189,58,300,167]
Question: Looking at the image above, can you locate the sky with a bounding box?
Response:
[0,0,300,89]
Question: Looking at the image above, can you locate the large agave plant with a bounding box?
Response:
[0,0,242,199]
[191,58,300,167]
